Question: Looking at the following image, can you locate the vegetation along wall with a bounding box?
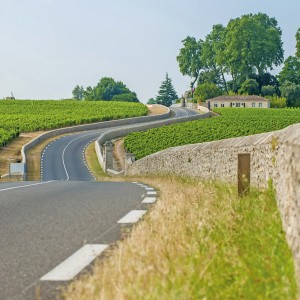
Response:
[126,123,300,283]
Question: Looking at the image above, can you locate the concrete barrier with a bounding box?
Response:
[21,107,171,176]
[95,112,211,172]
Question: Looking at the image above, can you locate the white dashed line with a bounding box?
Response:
[147,191,157,196]
[40,244,108,281]
[145,187,154,191]
[117,210,147,224]
[142,197,157,204]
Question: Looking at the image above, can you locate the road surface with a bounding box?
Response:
[0,107,198,299]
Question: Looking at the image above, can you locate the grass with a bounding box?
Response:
[85,143,108,180]
[64,176,297,300]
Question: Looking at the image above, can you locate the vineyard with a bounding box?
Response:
[0,100,147,147]
[124,108,300,159]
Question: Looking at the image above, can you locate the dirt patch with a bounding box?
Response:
[113,139,126,171]
[0,132,45,179]
[147,104,168,115]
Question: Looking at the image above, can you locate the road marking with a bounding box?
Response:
[147,191,157,195]
[145,187,154,191]
[40,244,108,281]
[0,181,54,192]
[117,210,147,224]
[62,133,96,180]
[142,197,156,204]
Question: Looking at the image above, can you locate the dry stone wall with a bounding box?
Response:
[126,123,300,282]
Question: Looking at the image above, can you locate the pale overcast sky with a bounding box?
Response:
[0,0,300,102]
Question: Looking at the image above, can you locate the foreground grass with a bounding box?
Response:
[64,176,297,300]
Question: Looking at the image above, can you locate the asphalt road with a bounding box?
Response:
[0,107,198,299]
[41,107,199,181]
[0,180,148,299]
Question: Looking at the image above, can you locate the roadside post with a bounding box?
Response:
[238,153,250,196]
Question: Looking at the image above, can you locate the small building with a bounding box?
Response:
[206,95,270,109]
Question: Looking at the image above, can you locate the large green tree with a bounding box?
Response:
[225,13,283,89]
[201,24,228,92]
[194,83,222,101]
[278,56,300,86]
[177,36,203,95]
[280,81,300,107]
[156,73,178,107]
[74,77,139,102]
[296,28,300,59]
[238,79,259,95]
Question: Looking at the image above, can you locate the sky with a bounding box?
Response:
[0,0,300,103]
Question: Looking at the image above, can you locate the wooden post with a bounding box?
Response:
[238,153,250,196]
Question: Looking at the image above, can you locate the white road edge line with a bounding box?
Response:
[147,191,157,195]
[61,133,96,181]
[0,181,55,192]
[142,197,157,204]
[40,244,108,281]
[117,210,147,224]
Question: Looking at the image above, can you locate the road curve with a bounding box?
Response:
[42,107,198,181]
[0,180,149,299]
[0,107,198,299]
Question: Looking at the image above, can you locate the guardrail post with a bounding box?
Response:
[238,153,250,196]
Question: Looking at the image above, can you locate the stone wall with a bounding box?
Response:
[95,112,211,172]
[126,123,300,282]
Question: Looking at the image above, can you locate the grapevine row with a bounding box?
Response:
[124,108,300,159]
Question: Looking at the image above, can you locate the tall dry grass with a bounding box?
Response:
[64,176,297,300]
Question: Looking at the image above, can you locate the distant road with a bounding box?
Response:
[41,107,198,181]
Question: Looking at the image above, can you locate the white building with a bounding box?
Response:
[206,95,270,109]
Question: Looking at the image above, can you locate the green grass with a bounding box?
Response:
[64,176,297,299]
[124,108,300,159]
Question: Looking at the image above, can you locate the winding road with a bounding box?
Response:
[0,107,198,300]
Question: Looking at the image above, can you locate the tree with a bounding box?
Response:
[296,28,300,59]
[239,79,259,95]
[261,85,276,96]
[280,81,300,107]
[77,77,139,102]
[249,72,280,95]
[72,85,84,100]
[111,93,138,102]
[267,96,287,108]
[147,98,156,104]
[225,13,283,88]
[194,83,223,101]
[156,73,178,107]
[201,24,228,92]
[278,56,300,86]
[177,36,203,96]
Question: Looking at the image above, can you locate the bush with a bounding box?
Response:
[194,83,223,101]
[239,79,259,95]
[280,81,300,107]
[111,93,139,102]
[261,85,276,96]
[266,96,287,108]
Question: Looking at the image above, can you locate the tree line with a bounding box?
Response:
[72,77,139,102]
[176,13,300,107]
